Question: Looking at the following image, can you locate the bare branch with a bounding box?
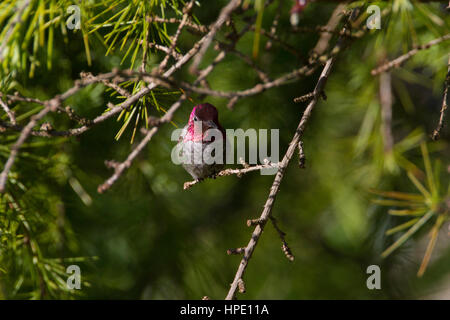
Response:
[431,56,450,140]
[371,33,450,76]
[183,161,280,190]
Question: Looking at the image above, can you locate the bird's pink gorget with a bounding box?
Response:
[183,103,225,143]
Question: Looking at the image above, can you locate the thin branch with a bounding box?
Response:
[0,92,45,105]
[0,72,127,192]
[183,161,280,190]
[270,216,295,261]
[146,16,208,34]
[145,42,183,61]
[431,56,450,140]
[371,33,450,76]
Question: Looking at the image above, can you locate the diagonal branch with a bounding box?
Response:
[371,33,450,76]
[226,56,338,300]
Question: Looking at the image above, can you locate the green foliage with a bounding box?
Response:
[372,143,449,276]
[0,150,90,299]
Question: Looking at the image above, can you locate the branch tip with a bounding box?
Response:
[282,241,295,262]
[227,247,246,255]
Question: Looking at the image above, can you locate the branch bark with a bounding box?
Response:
[225,56,337,300]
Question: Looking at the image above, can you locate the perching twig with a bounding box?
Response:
[183,162,280,190]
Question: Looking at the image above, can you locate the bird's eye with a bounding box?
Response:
[193,116,198,121]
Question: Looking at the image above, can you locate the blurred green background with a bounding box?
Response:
[0,0,449,299]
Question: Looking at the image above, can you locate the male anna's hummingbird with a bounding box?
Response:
[177,103,226,181]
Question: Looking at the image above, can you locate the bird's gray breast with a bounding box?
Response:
[177,138,225,180]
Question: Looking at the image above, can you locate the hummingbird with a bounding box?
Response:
[176,103,226,181]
